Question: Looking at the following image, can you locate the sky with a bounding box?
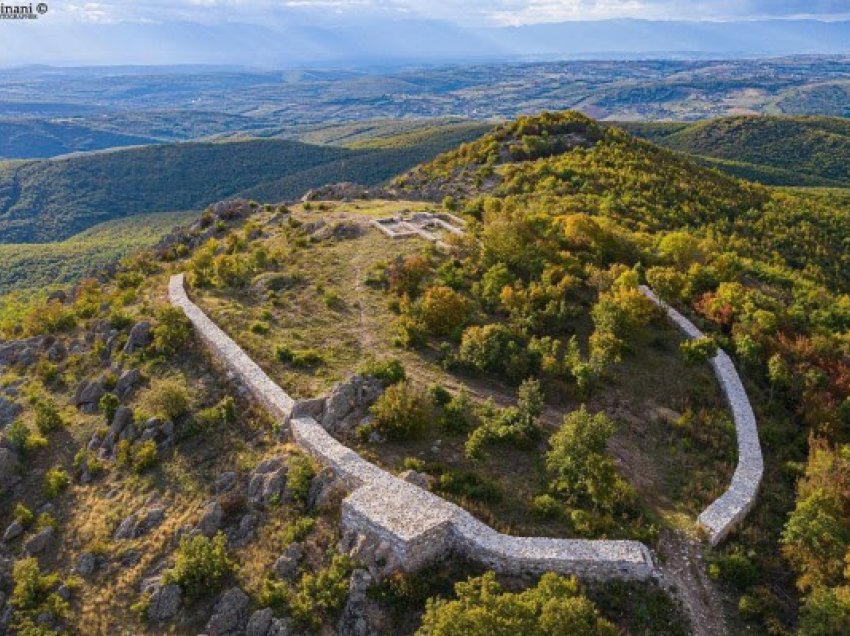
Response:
[51,0,850,27]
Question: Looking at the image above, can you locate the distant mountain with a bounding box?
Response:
[3,19,850,67]
[620,116,850,187]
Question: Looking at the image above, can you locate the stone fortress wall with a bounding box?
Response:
[169,273,654,580]
[170,271,762,575]
[639,286,763,546]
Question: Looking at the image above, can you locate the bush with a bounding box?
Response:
[33,397,64,434]
[465,379,543,460]
[680,337,718,366]
[358,357,406,385]
[193,396,238,431]
[287,455,315,508]
[280,517,316,546]
[437,390,476,434]
[132,440,159,473]
[417,286,472,337]
[288,554,353,629]
[436,471,501,504]
[6,420,47,455]
[275,346,324,368]
[165,532,231,600]
[99,392,120,424]
[13,502,34,527]
[142,377,191,420]
[152,306,193,356]
[10,558,68,629]
[371,382,432,440]
[43,467,70,498]
[417,571,616,636]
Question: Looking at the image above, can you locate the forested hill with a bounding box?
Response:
[619,115,850,187]
[394,111,850,293]
[0,126,492,244]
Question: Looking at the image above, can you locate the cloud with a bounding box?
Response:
[44,0,850,27]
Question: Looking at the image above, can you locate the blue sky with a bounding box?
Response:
[54,0,850,26]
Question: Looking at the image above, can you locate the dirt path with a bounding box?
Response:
[657,529,729,636]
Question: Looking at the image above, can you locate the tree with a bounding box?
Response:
[165,532,231,600]
[153,305,192,356]
[417,571,616,636]
[680,337,718,366]
[418,285,472,337]
[371,381,432,440]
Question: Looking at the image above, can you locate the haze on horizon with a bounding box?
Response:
[2,0,850,67]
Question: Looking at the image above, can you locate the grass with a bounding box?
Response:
[193,199,735,545]
[0,210,197,294]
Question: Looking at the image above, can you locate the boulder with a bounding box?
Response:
[73,377,105,414]
[307,467,345,512]
[147,583,182,622]
[213,471,238,494]
[123,322,152,354]
[114,506,165,540]
[0,449,21,493]
[246,608,294,636]
[398,469,433,491]
[320,375,383,434]
[115,368,142,399]
[206,587,250,636]
[0,396,21,429]
[247,457,287,506]
[274,542,303,580]
[336,569,389,636]
[197,501,224,537]
[109,406,134,437]
[24,527,54,555]
[2,521,23,543]
[75,552,98,576]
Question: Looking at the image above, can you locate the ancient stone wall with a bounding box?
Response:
[170,274,655,580]
[640,286,763,545]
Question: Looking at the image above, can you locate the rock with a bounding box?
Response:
[75,552,97,576]
[198,501,224,537]
[0,337,43,368]
[337,569,389,636]
[398,469,433,490]
[0,396,22,428]
[73,377,105,414]
[213,471,238,494]
[24,527,54,555]
[0,449,21,493]
[109,406,134,437]
[247,457,287,506]
[2,521,23,542]
[307,467,345,511]
[147,583,182,622]
[321,375,383,434]
[246,608,294,636]
[274,542,303,580]
[206,587,250,636]
[123,321,152,354]
[115,368,142,399]
[45,340,66,363]
[56,585,72,601]
[119,549,141,567]
[231,512,259,546]
[114,506,165,540]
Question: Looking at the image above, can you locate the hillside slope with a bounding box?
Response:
[0,126,492,245]
[620,115,850,187]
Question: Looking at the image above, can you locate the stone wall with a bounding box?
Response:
[640,286,763,546]
[170,274,655,580]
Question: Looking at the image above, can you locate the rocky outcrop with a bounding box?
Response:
[246,608,294,636]
[73,377,106,414]
[0,396,21,429]
[247,457,287,507]
[123,322,152,354]
[24,527,55,555]
[115,368,142,399]
[147,583,182,622]
[292,375,383,435]
[114,507,165,540]
[206,587,250,636]
[337,569,389,636]
[197,501,224,537]
[0,449,21,494]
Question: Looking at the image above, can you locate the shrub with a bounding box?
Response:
[394,314,428,349]
[99,392,120,424]
[358,357,406,385]
[131,440,159,473]
[417,286,472,337]
[465,379,543,460]
[152,306,192,356]
[287,455,315,508]
[13,502,34,527]
[6,420,46,455]
[546,406,633,513]
[531,493,561,519]
[142,377,191,420]
[193,396,238,431]
[280,517,316,546]
[43,467,70,498]
[680,337,718,366]
[288,554,353,629]
[10,558,68,629]
[437,390,476,434]
[371,382,432,440]
[275,346,324,368]
[33,397,64,434]
[388,254,430,297]
[165,532,231,600]
[417,571,616,636]
[250,321,270,335]
[436,471,501,504]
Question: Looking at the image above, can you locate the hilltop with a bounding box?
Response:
[0,111,848,635]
